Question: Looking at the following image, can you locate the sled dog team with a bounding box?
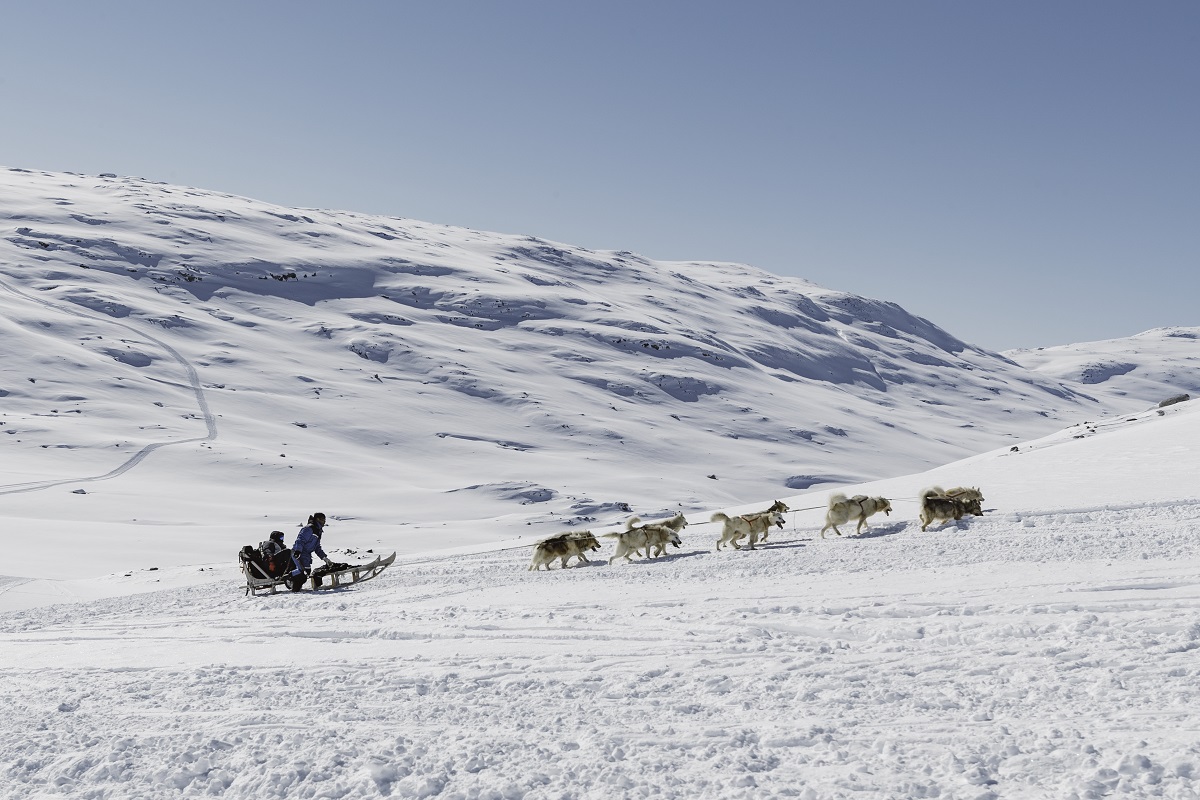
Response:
[529,487,985,570]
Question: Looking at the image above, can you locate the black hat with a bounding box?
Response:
[270,530,285,541]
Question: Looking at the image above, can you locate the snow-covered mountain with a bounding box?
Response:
[1007,326,1200,406]
[0,166,1143,552]
[4,165,1200,799]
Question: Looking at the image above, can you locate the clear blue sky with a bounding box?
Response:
[2,1,1196,350]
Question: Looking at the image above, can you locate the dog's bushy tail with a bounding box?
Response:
[710,512,730,524]
[625,516,642,531]
[919,487,945,510]
[828,492,848,508]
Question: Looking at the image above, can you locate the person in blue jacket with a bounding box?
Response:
[289,512,331,588]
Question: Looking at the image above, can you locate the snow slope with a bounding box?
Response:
[0,165,1152,577]
[1008,327,1200,409]
[3,165,1200,798]
[1,397,1198,799]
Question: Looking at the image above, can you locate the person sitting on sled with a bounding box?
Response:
[258,530,292,578]
[290,512,332,582]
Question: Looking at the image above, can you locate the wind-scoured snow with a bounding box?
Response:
[2,166,1199,798]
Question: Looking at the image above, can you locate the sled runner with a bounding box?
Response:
[240,548,396,596]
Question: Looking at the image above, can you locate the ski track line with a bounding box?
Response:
[0,276,217,496]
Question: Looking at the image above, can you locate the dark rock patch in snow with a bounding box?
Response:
[784,475,839,490]
[1078,361,1137,385]
[446,482,556,504]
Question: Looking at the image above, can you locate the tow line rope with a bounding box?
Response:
[381,497,932,568]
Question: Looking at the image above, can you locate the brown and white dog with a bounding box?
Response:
[820,493,893,538]
[528,531,602,570]
[741,500,790,545]
[606,513,688,564]
[712,509,786,551]
[918,487,983,531]
[945,486,985,506]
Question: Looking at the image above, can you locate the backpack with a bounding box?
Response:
[239,545,273,581]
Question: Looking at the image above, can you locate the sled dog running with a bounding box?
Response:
[712,508,787,551]
[944,486,985,505]
[528,531,602,570]
[820,493,893,538]
[605,513,688,564]
[918,487,984,531]
[742,499,790,546]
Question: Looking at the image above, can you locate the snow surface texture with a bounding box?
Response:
[3,403,1200,799]
[2,166,1200,798]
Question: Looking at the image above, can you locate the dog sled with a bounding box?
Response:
[239,547,397,596]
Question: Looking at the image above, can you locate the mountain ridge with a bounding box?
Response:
[0,165,1187,541]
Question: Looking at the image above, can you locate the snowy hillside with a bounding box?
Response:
[1008,327,1200,408]
[0,166,1132,571]
[2,383,1198,799]
[3,165,1200,798]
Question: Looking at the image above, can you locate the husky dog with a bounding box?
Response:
[740,500,790,545]
[945,486,985,506]
[644,526,685,558]
[820,493,893,538]
[528,531,601,570]
[606,513,688,564]
[712,510,786,551]
[918,487,983,531]
[634,513,689,557]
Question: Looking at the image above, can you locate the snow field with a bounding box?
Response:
[3,500,1199,799]
[4,167,1200,799]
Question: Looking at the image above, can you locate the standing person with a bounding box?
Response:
[289,512,331,590]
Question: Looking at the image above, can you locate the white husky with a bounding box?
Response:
[712,510,785,551]
[820,493,892,538]
[605,513,688,564]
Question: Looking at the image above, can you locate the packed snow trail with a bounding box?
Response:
[2,501,1199,799]
[0,277,217,495]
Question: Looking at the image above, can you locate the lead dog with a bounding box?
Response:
[528,531,601,570]
[712,510,786,551]
[606,513,687,564]
[820,493,893,538]
[918,487,983,531]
